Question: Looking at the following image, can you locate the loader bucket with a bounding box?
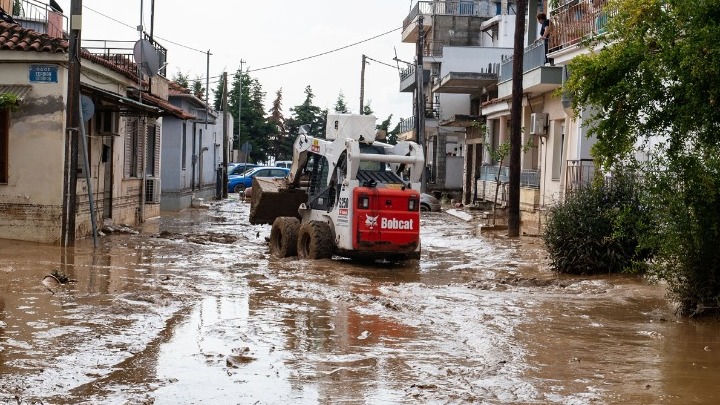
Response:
[249,177,308,225]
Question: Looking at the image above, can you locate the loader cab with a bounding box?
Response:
[305,154,334,211]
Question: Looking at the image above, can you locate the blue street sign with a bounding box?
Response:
[29,65,58,83]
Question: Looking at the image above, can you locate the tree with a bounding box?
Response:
[565,0,720,316]
[172,70,190,89]
[229,69,274,163]
[191,76,205,101]
[363,100,374,116]
[268,89,293,160]
[287,85,326,138]
[334,90,350,113]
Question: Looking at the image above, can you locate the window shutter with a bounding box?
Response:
[124,118,133,178]
[137,118,146,177]
[154,124,161,177]
[0,109,8,183]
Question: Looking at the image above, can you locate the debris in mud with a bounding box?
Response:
[42,269,77,287]
[155,230,239,245]
[357,331,371,340]
[102,224,140,235]
[226,347,255,367]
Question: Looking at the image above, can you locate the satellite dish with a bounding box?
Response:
[80,95,95,122]
[133,39,160,77]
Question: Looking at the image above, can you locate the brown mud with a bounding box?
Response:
[1,197,719,404]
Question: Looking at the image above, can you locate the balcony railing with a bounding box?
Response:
[10,0,66,37]
[400,64,416,82]
[549,0,615,52]
[424,40,445,57]
[499,40,547,82]
[565,159,595,196]
[479,165,540,188]
[403,1,480,30]
[82,34,168,77]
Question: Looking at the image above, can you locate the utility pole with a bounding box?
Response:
[149,0,155,41]
[415,15,427,193]
[61,0,82,246]
[508,0,528,237]
[359,54,367,114]
[222,71,229,199]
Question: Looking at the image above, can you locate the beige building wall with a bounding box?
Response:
[0,57,68,243]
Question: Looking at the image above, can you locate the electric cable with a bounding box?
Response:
[248,27,402,73]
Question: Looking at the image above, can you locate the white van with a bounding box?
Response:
[274,160,292,169]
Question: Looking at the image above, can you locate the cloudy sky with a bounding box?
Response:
[55,0,418,127]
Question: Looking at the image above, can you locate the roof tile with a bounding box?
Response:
[0,21,68,52]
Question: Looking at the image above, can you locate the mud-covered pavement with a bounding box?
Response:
[2,197,720,404]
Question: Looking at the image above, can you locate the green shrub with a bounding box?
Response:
[543,173,653,275]
[646,155,720,316]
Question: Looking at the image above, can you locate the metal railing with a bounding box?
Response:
[549,0,615,51]
[399,116,415,134]
[82,34,168,77]
[9,0,67,36]
[499,40,548,82]
[400,64,416,82]
[479,165,540,188]
[565,159,595,195]
[403,1,479,30]
[424,40,445,57]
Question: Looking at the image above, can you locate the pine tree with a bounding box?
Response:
[268,89,292,160]
[287,85,326,138]
[363,100,374,116]
[334,91,350,113]
[172,70,189,89]
[229,69,274,163]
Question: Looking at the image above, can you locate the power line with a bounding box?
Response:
[364,55,398,70]
[248,27,402,73]
[84,5,207,54]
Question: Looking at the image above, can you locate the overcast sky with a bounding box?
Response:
[55,0,418,128]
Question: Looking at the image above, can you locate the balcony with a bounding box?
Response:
[82,34,169,78]
[565,159,595,197]
[497,40,562,98]
[397,102,442,141]
[549,0,615,53]
[402,1,490,43]
[8,0,66,38]
[399,64,431,93]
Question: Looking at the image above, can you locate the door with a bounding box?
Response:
[102,141,113,219]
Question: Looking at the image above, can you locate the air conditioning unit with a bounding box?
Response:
[530,112,548,136]
[145,177,161,204]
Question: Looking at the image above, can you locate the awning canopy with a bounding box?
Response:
[0,84,32,100]
[80,83,163,116]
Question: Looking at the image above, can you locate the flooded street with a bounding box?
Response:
[2,197,720,404]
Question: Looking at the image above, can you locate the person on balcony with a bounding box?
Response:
[537,12,553,64]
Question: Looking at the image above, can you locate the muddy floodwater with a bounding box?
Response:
[1,197,720,404]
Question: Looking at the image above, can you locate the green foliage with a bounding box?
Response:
[286,85,326,138]
[172,70,190,90]
[543,172,653,275]
[229,69,273,163]
[267,89,293,160]
[565,0,720,315]
[334,91,350,114]
[641,150,720,316]
[0,93,20,111]
[363,101,374,116]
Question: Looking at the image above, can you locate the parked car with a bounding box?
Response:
[420,193,441,212]
[228,163,259,176]
[228,167,290,193]
[274,160,292,169]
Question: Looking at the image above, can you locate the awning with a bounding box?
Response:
[0,84,32,100]
[80,83,163,115]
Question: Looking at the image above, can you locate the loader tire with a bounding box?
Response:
[269,217,300,258]
[297,221,335,260]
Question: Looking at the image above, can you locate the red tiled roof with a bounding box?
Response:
[0,21,68,52]
[133,90,196,120]
[1,21,140,81]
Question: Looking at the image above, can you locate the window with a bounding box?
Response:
[552,122,565,180]
[181,122,187,170]
[0,109,8,184]
[146,124,156,176]
[95,111,118,135]
[124,118,142,178]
